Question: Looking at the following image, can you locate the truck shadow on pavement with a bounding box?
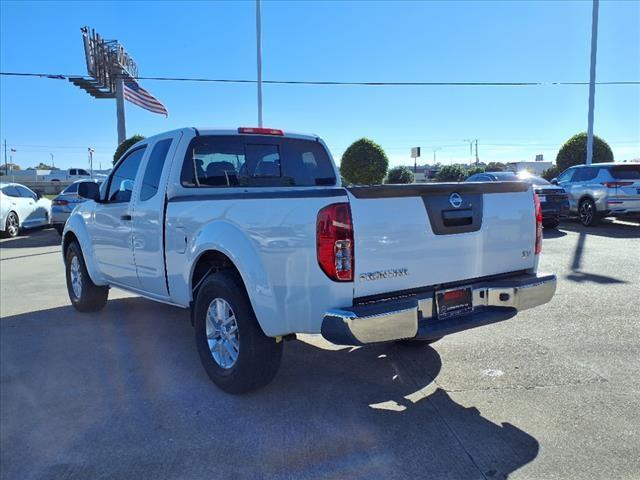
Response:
[1,297,539,480]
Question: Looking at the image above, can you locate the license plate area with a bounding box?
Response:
[436,286,473,320]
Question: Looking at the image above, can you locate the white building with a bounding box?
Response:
[506,161,553,176]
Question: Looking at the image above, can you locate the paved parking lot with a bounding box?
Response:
[1,219,639,480]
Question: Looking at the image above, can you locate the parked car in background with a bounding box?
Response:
[0,182,52,238]
[465,171,569,228]
[51,179,102,235]
[46,168,92,182]
[552,163,640,226]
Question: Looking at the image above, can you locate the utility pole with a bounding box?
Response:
[3,140,6,175]
[115,73,126,145]
[432,147,441,164]
[474,139,479,165]
[88,148,95,177]
[256,0,263,127]
[586,0,599,165]
[50,153,55,168]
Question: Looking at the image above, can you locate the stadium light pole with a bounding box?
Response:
[586,0,599,165]
[256,0,263,127]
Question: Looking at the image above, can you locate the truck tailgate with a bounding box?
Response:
[347,182,537,298]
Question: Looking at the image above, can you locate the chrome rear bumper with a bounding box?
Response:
[321,272,557,346]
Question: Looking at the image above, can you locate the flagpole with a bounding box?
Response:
[256,0,263,127]
[115,73,126,145]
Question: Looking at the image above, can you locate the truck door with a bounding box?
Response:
[90,145,147,287]
[131,131,182,298]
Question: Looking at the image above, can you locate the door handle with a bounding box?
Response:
[121,214,132,221]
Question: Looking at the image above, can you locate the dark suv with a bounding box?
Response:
[466,171,569,228]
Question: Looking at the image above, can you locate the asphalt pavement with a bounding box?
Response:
[1,219,639,480]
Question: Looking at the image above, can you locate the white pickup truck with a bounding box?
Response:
[63,127,556,393]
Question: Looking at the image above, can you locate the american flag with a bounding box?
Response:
[123,79,168,117]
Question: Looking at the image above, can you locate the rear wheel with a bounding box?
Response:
[579,198,600,227]
[2,212,19,238]
[65,241,109,312]
[194,271,283,394]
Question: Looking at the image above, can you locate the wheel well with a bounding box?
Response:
[62,231,79,256]
[578,195,597,210]
[191,250,246,299]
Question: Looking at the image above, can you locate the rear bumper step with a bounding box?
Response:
[321,272,557,346]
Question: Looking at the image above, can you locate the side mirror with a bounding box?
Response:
[550,178,558,185]
[78,182,100,201]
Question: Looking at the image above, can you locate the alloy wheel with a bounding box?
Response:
[579,201,594,226]
[205,297,240,369]
[70,255,83,300]
[6,213,18,237]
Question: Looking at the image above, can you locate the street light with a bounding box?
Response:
[432,147,441,164]
[88,148,95,177]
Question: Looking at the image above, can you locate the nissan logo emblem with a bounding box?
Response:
[449,192,463,208]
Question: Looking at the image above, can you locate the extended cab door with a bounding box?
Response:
[131,132,182,298]
[90,145,147,287]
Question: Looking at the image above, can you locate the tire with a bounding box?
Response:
[397,336,443,346]
[54,224,64,236]
[2,211,19,238]
[543,218,560,229]
[194,271,283,394]
[65,241,109,312]
[578,198,600,227]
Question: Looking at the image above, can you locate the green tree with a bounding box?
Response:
[113,134,145,165]
[464,165,486,179]
[485,162,506,172]
[556,132,613,172]
[340,138,389,185]
[435,164,467,182]
[542,165,560,181]
[385,166,414,184]
[29,163,59,170]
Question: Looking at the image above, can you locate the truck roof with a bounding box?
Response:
[193,127,320,142]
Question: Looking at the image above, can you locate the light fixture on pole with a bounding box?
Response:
[88,148,95,178]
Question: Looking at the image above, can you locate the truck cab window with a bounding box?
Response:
[107,147,146,203]
[181,136,336,188]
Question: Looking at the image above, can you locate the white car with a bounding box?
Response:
[63,127,556,393]
[0,182,52,238]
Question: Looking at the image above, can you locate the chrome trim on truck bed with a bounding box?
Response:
[321,272,557,345]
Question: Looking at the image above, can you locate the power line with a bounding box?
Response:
[1,71,639,86]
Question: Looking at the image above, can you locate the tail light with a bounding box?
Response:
[52,199,68,206]
[602,181,633,188]
[534,193,543,255]
[317,203,354,281]
[238,127,284,136]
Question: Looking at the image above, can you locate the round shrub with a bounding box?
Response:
[556,133,613,172]
[385,166,415,184]
[113,134,145,165]
[340,138,389,185]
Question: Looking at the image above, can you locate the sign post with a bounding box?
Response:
[411,147,421,173]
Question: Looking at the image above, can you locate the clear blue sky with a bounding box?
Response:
[1,0,639,170]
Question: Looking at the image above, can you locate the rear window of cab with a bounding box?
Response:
[180,135,337,188]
